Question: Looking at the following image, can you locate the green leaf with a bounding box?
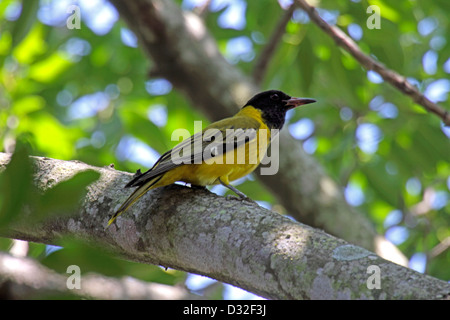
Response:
[11,0,40,48]
[42,238,186,284]
[41,239,125,277]
[121,107,169,154]
[361,159,401,207]
[34,170,100,222]
[0,141,34,228]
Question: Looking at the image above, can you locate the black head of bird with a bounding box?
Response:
[244,90,316,130]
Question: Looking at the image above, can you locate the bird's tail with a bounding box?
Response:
[106,176,162,227]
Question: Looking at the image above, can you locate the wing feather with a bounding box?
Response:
[125,116,261,188]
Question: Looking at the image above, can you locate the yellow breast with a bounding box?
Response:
[153,106,272,188]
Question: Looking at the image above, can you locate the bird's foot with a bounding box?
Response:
[225,194,257,205]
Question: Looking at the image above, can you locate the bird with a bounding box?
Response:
[107,90,315,227]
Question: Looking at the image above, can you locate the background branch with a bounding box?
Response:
[0,153,449,299]
[252,4,296,85]
[295,0,450,126]
[0,251,199,300]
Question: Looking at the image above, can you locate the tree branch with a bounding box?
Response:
[0,153,449,299]
[252,3,296,85]
[0,251,199,300]
[295,0,450,126]
[107,0,407,265]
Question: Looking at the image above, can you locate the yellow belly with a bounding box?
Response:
[152,106,272,189]
[153,130,270,187]
[183,161,260,186]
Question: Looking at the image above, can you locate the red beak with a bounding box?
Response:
[284,97,316,109]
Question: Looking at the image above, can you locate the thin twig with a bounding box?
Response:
[193,0,211,18]
[296,0,450,126]
[252,3,296,85]
[430,236,450,258]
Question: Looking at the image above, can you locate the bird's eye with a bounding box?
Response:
[270,94,279,101]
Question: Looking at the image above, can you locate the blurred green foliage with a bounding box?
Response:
[0,140,34,228]
[0,140,100,227]
[0,0,449,298]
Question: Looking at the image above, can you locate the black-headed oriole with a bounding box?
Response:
[107,90,315,226]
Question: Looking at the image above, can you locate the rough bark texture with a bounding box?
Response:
[1,153,449,300]
[107,0,407,265]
